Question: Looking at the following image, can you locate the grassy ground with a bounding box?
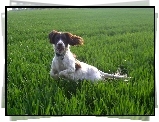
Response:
[7,8,154,115]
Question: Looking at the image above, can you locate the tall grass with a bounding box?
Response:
[7,8,154,115]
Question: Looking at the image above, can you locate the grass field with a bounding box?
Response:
[7,8,154,115]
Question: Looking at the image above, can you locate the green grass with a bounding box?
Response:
[7,8,154,115]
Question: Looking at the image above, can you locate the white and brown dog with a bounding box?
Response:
[49,30,129,82]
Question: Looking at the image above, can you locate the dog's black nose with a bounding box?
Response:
[58,43,62,46]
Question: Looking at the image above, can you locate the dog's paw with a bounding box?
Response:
[50,72,59,79]
[59,72,64,76]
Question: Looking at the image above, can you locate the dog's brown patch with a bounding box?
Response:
[75,60,81,71]
[71,52,81,71]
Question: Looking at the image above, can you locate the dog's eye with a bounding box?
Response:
[61,36,67,41]
[55,36,60,40]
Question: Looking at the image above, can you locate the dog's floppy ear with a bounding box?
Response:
[48,30,58,44]
[65,32,84,46]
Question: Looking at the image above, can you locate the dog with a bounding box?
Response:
[48,30,129,82]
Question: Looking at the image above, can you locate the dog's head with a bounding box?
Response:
[48,30,84,55]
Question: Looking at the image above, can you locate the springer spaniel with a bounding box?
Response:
[48,30,129,82]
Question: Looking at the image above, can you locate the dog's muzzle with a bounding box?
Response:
[56,43,65,53]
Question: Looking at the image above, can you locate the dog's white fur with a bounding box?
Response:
[49,30,128,82]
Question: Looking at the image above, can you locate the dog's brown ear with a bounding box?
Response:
[48,30,58,44]
[65,32,84,46]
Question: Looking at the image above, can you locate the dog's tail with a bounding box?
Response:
[99,70,127,79]
[99,69,131,81]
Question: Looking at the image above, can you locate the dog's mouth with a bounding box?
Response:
[56,46,65,53]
